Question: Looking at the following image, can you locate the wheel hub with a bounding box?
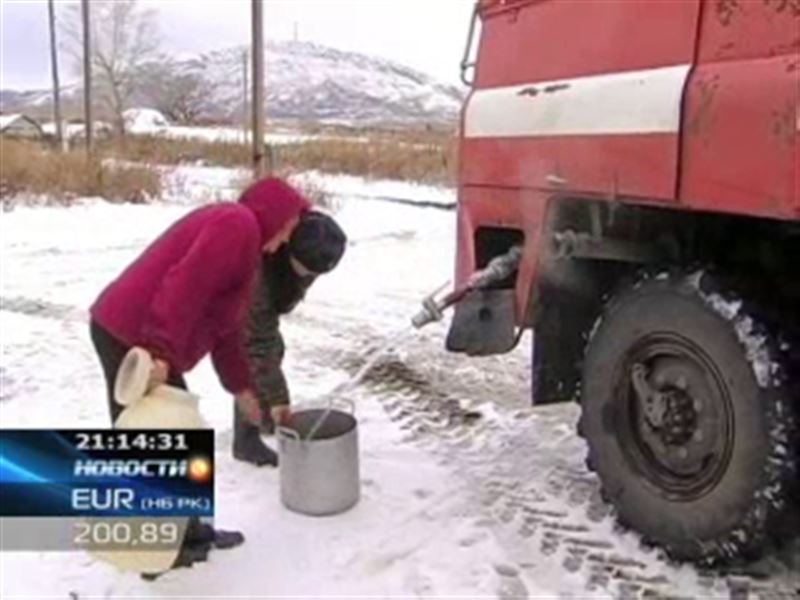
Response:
[619,339,734,499]
[660,389,697,446]
[630,362,700,447]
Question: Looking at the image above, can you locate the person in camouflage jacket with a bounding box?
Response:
[234,211,347,466]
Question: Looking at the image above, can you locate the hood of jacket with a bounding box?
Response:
[238,178,310,246]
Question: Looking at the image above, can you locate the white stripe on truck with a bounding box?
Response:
[464,64,692,138]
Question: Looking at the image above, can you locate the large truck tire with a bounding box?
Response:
[579,272,797,563]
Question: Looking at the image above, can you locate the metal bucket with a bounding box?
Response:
[278,401,359,516]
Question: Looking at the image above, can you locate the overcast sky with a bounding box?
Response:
[0,0,474,90]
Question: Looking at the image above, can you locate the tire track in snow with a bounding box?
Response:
[338,192,455,211]
[304,319,800,599]
[1,296,88,323]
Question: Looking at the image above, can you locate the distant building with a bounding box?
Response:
[123,108,169,134]
[39,119,115,146]
[0,113,44,139]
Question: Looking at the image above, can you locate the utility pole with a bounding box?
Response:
[242,50,249,146]
[81,0,93,156]
[47,0,66,152]
[251,0,267,178]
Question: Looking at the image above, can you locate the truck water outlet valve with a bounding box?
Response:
[411,246,522,329]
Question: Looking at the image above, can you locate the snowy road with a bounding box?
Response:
[1,174,798,598]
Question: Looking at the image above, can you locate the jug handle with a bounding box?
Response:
[114,347,153,407]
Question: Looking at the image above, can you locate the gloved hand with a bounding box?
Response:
[270,405,292,426]
[147,358,170,390]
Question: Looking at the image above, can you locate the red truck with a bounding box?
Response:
[419,0,799,564]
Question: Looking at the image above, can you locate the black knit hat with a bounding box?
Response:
[288,211,347,274]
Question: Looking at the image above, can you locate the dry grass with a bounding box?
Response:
[101,130,456,185]
[1,139,161,205]
[101,135,250,168]
[0,127,456,206]
[274,135,456,185]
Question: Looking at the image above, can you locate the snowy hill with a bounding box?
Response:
[0,82,82,113]
[0,41,465,127]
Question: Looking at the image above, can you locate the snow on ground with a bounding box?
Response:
[1,172,797,598]
[294,171,455,208]
[115,110,369,147]
[159,164,249,204]
[40,119,319,146]
[40,121,114,140]
[161,125,315,146]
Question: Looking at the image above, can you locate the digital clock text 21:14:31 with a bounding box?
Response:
[75,432,189,452]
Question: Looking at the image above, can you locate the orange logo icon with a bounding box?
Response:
[187,456,212,483]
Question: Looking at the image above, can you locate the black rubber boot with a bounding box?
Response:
[139,520,244,580]
[140,542,211,580]
[172,540,212,568]
[184,517,215,545]
[233,405,278,466]
[213,529,245,549]
[185,518,245,549]
[260,414,276,436]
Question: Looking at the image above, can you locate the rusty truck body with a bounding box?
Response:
[444,0,799,562]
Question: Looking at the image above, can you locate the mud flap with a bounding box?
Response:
[446,289,517,356]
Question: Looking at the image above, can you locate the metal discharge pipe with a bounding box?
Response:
[411,246,522,329]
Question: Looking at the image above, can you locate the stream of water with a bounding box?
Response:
[302,327,414,440]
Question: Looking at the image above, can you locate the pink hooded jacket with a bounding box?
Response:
[91,178,310,393]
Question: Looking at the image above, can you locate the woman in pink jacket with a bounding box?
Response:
[89,178,310,573]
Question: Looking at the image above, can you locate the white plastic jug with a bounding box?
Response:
[114,347,205,429]
[92,348,205,574]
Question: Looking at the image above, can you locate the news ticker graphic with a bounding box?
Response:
[0,429,214,551]
[0,429,214,518]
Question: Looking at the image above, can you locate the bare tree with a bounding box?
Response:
[139,61,216,125]
[61,0,160,136]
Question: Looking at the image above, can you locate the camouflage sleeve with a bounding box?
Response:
[245,267,290,409]
[244,260,316,410]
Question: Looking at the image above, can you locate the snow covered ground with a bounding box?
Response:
[41,118,317,147]
[1,170,797,598]
[120,107,348,146]
[162,125,316,146]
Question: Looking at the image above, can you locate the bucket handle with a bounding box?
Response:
[276,399,356,442]
[277,426,300,441]
[306,397,357,440]
[333,398,355,415]
[282,397,355,442]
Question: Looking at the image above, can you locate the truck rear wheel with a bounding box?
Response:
[579,273,797,563]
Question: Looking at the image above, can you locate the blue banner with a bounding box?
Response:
[0,430,214,517]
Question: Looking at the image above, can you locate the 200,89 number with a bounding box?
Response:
[73,519,181,548]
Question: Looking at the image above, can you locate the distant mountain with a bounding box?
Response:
[0,84,81,114]
[0,41,465,128]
